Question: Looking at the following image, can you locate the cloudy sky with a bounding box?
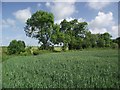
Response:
[1,0,119,46]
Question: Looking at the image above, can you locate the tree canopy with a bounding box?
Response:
[25,10,54,49]
[8,40,26,54]
[24,10,117,50]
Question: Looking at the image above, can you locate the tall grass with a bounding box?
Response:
[2,49,119,88]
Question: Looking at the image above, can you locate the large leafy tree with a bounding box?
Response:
[24,10,113,50]
[60,19,88,50]
[24,10,54,49]
[51,24,71,47]
[96,32,112,47]
[51,24,64,44]
[102,32,112,47]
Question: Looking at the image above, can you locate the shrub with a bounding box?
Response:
[20,51,28,56]
[111,43,118,49]
[47,46,54,51]
[62,46,69,51]
[25,46,32,55]
[7,40,26,55]
[32,49,39,55]
[53,46,62,52]
[30,47,40,55]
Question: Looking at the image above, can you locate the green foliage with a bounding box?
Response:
[111,43,118,49]
[2,49,119,88]
[20,46,33,56]
[7,40,26,55]
[24,10,116,50]
[25,10,54,49]
[62,46,69,51]
[25,46,32,54]
[32,49,39,55]
[29,47,39,55]
[2,47,17,62]
[51,19,88,50]
[116,37,120,48]
[96,33,112,48]
[20,51,28,56]
[53,46,62,52]
[97,39,105,47]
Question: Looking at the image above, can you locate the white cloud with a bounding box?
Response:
[13,8,31,23]
[55,19,64,24]
[2,18,15,27]
[53,0,77,3]
[89,11,118,38]
[55,17,85,24]
[45,2,50,7]
[111,25,118,38]
[87,0,110,10]
[89,28,107,34]
[78,18,86,22]
[46,1,77,20]
[89,12,114,28]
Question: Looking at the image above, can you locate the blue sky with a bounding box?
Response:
[1,1,119,46]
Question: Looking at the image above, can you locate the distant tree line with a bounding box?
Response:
[24,10,119,50]
[7,10,119,55]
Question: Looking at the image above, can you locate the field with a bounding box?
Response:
[2,49,119,88]
[0,47,2,61]
[0,47,2,89]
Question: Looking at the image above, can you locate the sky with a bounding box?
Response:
[1,0,119,46]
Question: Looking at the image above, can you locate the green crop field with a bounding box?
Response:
[2,49,119,88]
[0,47,2,89]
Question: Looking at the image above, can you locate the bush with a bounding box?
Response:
[53,46,62,52]
[30,47,40,55]
[47,46,54,51]
[25,46,32,55]
[20,51,28,56]
[62,46,69,51]
[7,40,26,55]
[111,43,118,49]
[32,49,39,55]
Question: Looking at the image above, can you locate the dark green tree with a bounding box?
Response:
[96,32,112,48]
[51,24,64,44]
[102,32,112,47]
[24,10,54,49]
[18,40,26,53]
[60,19,88,50]
[116,37,120,48]
[7,40,26,54]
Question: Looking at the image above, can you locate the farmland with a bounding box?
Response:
[0,47,2,89]
[2,49,119,88]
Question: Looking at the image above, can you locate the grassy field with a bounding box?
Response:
[0,47,2,62]
[0,47,2,89]
[2,49,119,88]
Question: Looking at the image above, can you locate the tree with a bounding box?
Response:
[18,40,26,53]
[24,10,54,49]
[102,32,112,47]
[115,37,120,48]
[97,38,105,47]
[7,40,26,54]
[90,34,98,48]
[51,24,71,49]
[51,24,64,44]
[60,19,88,50]
[96,32,112,48]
